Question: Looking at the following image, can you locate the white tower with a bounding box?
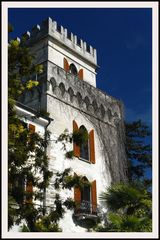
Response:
[20,17,128,232]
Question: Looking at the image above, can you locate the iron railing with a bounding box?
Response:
[74,200,97,215]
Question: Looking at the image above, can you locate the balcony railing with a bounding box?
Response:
[73,200,100,226]
[74,200,97,216]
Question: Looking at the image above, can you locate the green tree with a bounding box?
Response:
[94,120,152,232]
[8,26,53,231]
[8,26,89,232]
[125,120,152,184]
[95,182,152,232]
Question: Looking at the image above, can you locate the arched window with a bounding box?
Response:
[73,121,95,164]
[79,125,89,161]
[81,177,90,202]
[69,63,78,76]
[74,177,97,215]
[81,177,91,213]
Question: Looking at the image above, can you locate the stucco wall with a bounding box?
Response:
[45,96,111,232]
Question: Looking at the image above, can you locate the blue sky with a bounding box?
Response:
[8,8,152,127]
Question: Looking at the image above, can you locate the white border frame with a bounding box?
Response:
[1,1,159,239]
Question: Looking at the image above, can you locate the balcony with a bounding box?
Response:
[73,200,99,227]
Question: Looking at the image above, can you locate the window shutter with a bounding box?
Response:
[78,69,83,80]
[27,124,34,203]
[74,187,81,203]
[89,129,95,163]
[26,181,33,203]
[91,180,97,214]
[74,172,81,213]
[28,124,35,147]
[73,120,80,157]
[64,58,69,72]
[29,124,35,133]
[74,186,81,213]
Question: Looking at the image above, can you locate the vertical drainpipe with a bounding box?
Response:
[43,117,53,215]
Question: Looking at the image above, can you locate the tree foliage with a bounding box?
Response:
[94,120,152,232]
[125,120,152,182]
[95,182,152,232]
[8,25,53,231]
[8,26,88,232]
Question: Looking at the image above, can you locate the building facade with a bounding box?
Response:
[18,17,128,232]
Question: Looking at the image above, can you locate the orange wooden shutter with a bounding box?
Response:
[91,180,97,213]
[74,172,81,213]
[74,186,81,213]
[64,58,69,72]
[78,69,83,80]
[26,181,33,203]
[29,124,35,133]
[73,120,80,157]
[89,129,95,163]
[28,124,35,147]
[74,187,81,203]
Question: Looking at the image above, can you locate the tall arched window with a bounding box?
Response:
[74,176,97,215]
[73,120,95,164]
[69,63,78,76]
[79,125,89,161]
[81,177,91,213]
[81,177,90,202]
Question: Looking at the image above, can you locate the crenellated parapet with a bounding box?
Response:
[21,62,123,127]
[46,63,123,127]
[19,17,97,66]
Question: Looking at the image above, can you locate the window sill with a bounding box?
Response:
[79,157,91,164]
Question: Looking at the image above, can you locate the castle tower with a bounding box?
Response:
[20,17,128,232]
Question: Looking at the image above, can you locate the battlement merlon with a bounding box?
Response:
[20,17,98,68]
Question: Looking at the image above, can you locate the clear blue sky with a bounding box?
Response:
[8,8,152,127]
